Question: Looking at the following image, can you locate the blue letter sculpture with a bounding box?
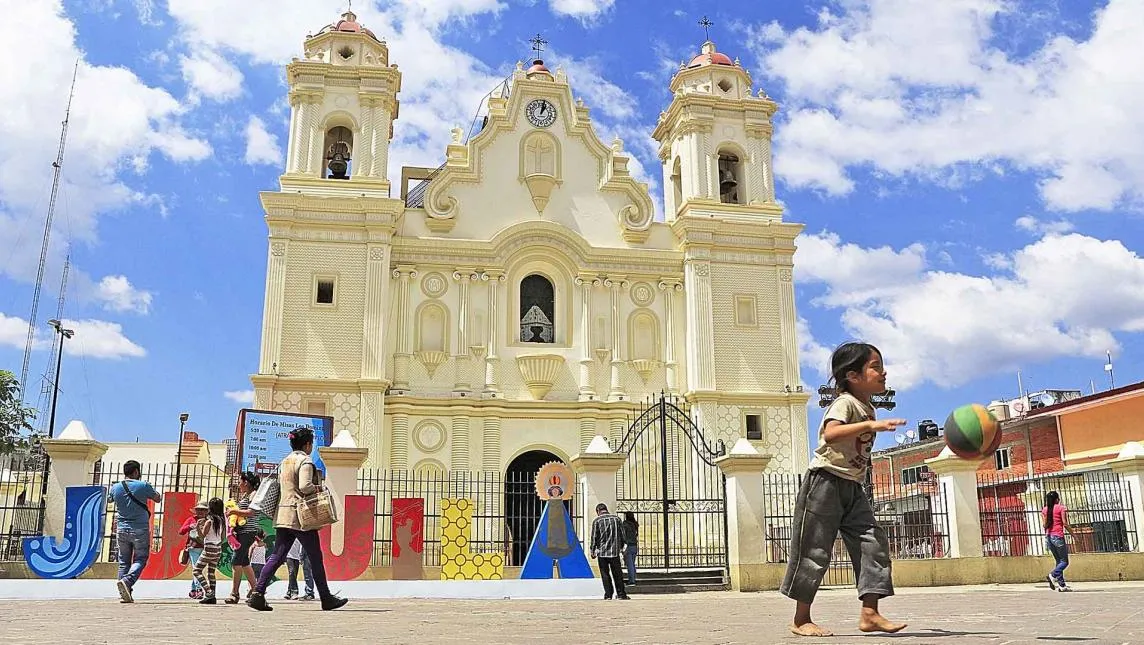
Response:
[520,463,593,579]
[24,485,107,579]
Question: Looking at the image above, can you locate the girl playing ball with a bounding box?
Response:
[781,342,908,637]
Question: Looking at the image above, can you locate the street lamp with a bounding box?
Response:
[818,384,897,410]
[38,319,73,533]
[174,413,189,492]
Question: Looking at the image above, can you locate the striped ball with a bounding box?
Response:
[943,403,1002,460]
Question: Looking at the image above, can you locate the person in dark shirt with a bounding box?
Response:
[590,503,629,600]
[110,460,161,603]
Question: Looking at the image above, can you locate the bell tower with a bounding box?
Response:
[653,35,811,474]
[281,9,401,196]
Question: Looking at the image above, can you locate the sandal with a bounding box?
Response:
[224,592,240,604]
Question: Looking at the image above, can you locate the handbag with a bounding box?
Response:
[295,462,338,531]
[179,548,190,565]
[250,475,280,517]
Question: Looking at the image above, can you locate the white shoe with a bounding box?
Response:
[116,579,134,604]
[1046,575,1056,590]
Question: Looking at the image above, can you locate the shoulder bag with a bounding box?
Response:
[295,461,339,531]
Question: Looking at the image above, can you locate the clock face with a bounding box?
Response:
[525,99,557,128]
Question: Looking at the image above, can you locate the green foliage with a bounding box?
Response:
[0,370,38,454]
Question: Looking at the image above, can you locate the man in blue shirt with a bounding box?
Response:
[110,460,161,603]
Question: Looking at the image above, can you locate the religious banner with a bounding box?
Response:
[391,498,424,580]
[520,462,592,579]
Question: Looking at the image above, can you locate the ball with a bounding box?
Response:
[943,403,1002,459]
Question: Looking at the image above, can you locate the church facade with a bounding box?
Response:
[250,11,811,478]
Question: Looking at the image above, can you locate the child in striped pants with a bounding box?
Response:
[192,498,225,605]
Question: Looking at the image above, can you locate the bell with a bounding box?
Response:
[328,151,349,180]
[719,168,738,192]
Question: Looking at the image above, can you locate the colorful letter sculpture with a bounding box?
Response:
[317,494,375,580]
[520,462,592,579]
[142,491,196,580]
[440,498,504,580]
[23,485,107,579]
[391,498,424,580]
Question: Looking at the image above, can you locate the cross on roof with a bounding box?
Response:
[529,33,548,59]
[699,16,714,41]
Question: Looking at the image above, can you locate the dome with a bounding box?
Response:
[316,10,380,42]
[527,59,550,74]
[687,41,734,68]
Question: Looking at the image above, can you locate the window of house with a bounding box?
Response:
[995,447,1012,470]
[901,465,930,485]
[745,414,763,441]
[315,278,335,305]
[519,274,555,343]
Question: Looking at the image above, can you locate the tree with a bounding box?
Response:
[0,370,37,454]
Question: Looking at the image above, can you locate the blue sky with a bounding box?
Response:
[1,0,1141,454]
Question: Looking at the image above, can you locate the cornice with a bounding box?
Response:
[384,396,635,419]
[684,390,812,407]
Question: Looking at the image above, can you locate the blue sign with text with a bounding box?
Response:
[237,409,333,477]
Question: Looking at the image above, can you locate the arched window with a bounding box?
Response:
[717,152,743,204]
[416,302,448,352]
[671,157,683,211]
[519,274,555,343]
[324,125,354,179]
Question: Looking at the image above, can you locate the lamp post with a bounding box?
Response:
[38,319,74,533]
[174,413,189,492]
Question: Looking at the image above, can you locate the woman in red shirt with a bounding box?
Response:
[1042,491,1072,591]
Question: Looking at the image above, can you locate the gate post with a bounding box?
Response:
[41,420,108,539]
[570,436,625,554]
[925,447,986,558]
[715,439,771,592]
[1109,441,1144,553]
[318,429,370,553]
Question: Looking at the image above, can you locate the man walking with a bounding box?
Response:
[110,460,161,603]
[590,503,629,600]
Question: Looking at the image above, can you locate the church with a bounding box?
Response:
[250,9,811,481]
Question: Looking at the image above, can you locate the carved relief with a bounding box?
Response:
[271,242,286,257]
[421,272,449,299]
[413,420,447,453]
[630,282,656,307]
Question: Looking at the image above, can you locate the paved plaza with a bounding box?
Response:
[1,582,1141,644]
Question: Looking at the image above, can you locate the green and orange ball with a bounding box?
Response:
[944,403,1002,460]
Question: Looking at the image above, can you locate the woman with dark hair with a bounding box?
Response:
[1043,490,1072,591]
[247,426,347,611]
[224,471,264,603]
[622,511,639,585]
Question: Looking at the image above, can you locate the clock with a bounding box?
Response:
[525,99,557,128]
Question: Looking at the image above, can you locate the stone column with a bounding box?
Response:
[318,430,369,552]
[684,258,716,391]
[370,103,391,179]
[761,128,775,202]
[285,93,300,174]
[926,447,986,558]
[609,418,625,445]
[575,274,600,401]
[777,267,799,389]
[390,413,410,471]
[482,417,502,472]
[361,246,390,380]
[579,418,597,453]
[605,276,629,401]
[390,266,416,392]
[450,416,471,471]
[453,269,477,395]
[716,439,772,591]
[570,437,626,552]
[1109,441,1144,553]
[483,271,505,396]
[41,421,108,540]
[302,96,321,175]
[657,279,682,393]
[354,97,374,178]
[258,240,289,374]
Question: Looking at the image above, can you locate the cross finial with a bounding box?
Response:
[699,16,714,41]
[529,33,548,59]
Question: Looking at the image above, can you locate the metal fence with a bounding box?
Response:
[0,453,46,562]
[90,461,235,563]
[763,469,951,586]
[977,468,1137,557]
[357,469,582,568]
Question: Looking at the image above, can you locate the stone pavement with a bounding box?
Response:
[1,582,1141,644]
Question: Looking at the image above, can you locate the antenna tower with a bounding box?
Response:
[19,62,77,398]
[36,253,70,433]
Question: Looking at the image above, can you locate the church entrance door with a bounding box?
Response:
[615,394,729,572]
[505,450,563,566]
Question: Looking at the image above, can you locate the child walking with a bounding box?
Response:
[1043,491,1072,591]
[191,498,225,605]
[781,342,907,637]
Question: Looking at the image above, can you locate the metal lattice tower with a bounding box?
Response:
[36,253,69,434]
[19,63,77,399]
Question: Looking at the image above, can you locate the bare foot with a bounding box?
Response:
[790,622,834,637]
[858,613,906,634]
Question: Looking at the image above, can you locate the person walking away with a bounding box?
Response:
[780,342,907,637]
[285,539,316,600]
[250,530,267,580]
[178,501,208,599]
[590,503,629,600]
[111,460,162,603]
[1043,491,1073,591]
[247,426,347,611]
[622,511,639,586]
[191,498,226,604]
[225,471,266,603]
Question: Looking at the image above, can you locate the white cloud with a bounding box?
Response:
[1015,215,1074,236]
[0,313,46,352]
[95,275,153,314]
[179,47,244,101]
[0,313,145,360]
[244,116,283,166]
[548,0,615,19]
[797,316,833,381]
[0,0,210,285]
[796,230,1144,390]
[753,0,1144,211]
[224,389,255,405]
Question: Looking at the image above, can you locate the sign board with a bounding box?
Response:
[235,409,333,477]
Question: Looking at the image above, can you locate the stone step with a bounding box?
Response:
[626,582,731,594]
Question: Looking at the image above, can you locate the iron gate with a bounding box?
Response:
[614,394,728,571]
